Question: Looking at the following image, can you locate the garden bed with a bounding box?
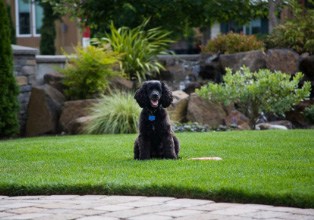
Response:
[0,130,313,208]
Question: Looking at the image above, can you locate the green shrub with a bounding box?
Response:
[196,66,311,129]
[202,33,264,54]
[61,45,120,100]
[265,2,314,54]
[84,92,140,134]
[304,105,314,123]
[94,19,173,82]
[0,0,20,138]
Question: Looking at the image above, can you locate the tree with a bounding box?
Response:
[196,67,311,129]
[268,0,282,33]
[0,0,20,138]
[6,4,16,44]
[40,1,59,55]
[43,0,267,39]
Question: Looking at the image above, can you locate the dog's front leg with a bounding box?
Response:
[162,135,177,159]
[138,136,152,160]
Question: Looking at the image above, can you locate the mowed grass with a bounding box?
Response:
[0,130,313,208]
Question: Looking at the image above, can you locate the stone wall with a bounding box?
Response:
[13,45,38,135]
[36,55,67,84]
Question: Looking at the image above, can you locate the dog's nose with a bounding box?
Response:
[151,91,160,100]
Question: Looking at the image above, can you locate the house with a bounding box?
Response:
[5,0,81,54]
[211,18,269,39]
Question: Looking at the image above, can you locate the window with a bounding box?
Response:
[15,0,43,37]
[244,19,261,35]
[17,0,31,35]
[34,1,43,35]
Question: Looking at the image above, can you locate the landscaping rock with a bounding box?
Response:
[285,100,314,128]
[299,55,314,98]
[168,90,189,122]
[299,55,314,80]
[266,49,299,75]
[43,72,65,93]
[68,116,94,134]
[26,85,65,136]
[199,53,224,83]
[224,110,250,130]
[186,93,227,129]
[59,99,98,134]
[183,82,202,94]
[256,120,292,130]
[255,123,288,130]
[219,50,267,72]
[109,76,134,91]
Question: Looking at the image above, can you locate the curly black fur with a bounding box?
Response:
[134,80,180,160]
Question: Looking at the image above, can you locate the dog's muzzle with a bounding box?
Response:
[150,91,160,108]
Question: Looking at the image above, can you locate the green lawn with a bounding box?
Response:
[0,130,313,208]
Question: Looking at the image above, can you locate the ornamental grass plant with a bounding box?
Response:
[84,92,140,134]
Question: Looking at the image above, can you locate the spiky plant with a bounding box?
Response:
[94,19,173,82]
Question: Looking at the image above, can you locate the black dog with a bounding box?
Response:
[134,80,180,160]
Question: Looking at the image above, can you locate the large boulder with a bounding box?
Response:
[299,55,314,80]
[59,99,98,134]
[43,72,65,93]
[224,110,250,130]
[26,85,65,136]
[219,50,267,72]
[187,93,227,129]
[285,100,314,128]
[299,55,314,98]
[199,53,224,83]
[109,76,134,91]
[68,116,94,134]
[168,90,189,122]
[266,49,299,75]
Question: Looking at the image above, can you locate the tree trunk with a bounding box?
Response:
[268,0,281,33]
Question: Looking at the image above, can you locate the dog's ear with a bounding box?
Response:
[134,83,148,108]
[161,82,173,108]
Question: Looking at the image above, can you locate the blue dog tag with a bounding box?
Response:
[148,115,156,121]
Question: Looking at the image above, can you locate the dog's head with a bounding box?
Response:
[134,80,173,109]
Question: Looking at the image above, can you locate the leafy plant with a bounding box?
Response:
[304,105,314,123]
[265,0,314,54]
[0,0,19,138]
[84,92,140,134]
[196,66,311,129]
[61,45,120,100]
[202,33,264,54]
[94,20,173,82]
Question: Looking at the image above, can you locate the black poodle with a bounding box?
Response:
[134,80,180,160]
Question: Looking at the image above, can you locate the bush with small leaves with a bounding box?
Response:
[61,45,121,100]
[202,33,264,54]
[196,66,311,129]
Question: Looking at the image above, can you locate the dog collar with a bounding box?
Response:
[148,115,156,121]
